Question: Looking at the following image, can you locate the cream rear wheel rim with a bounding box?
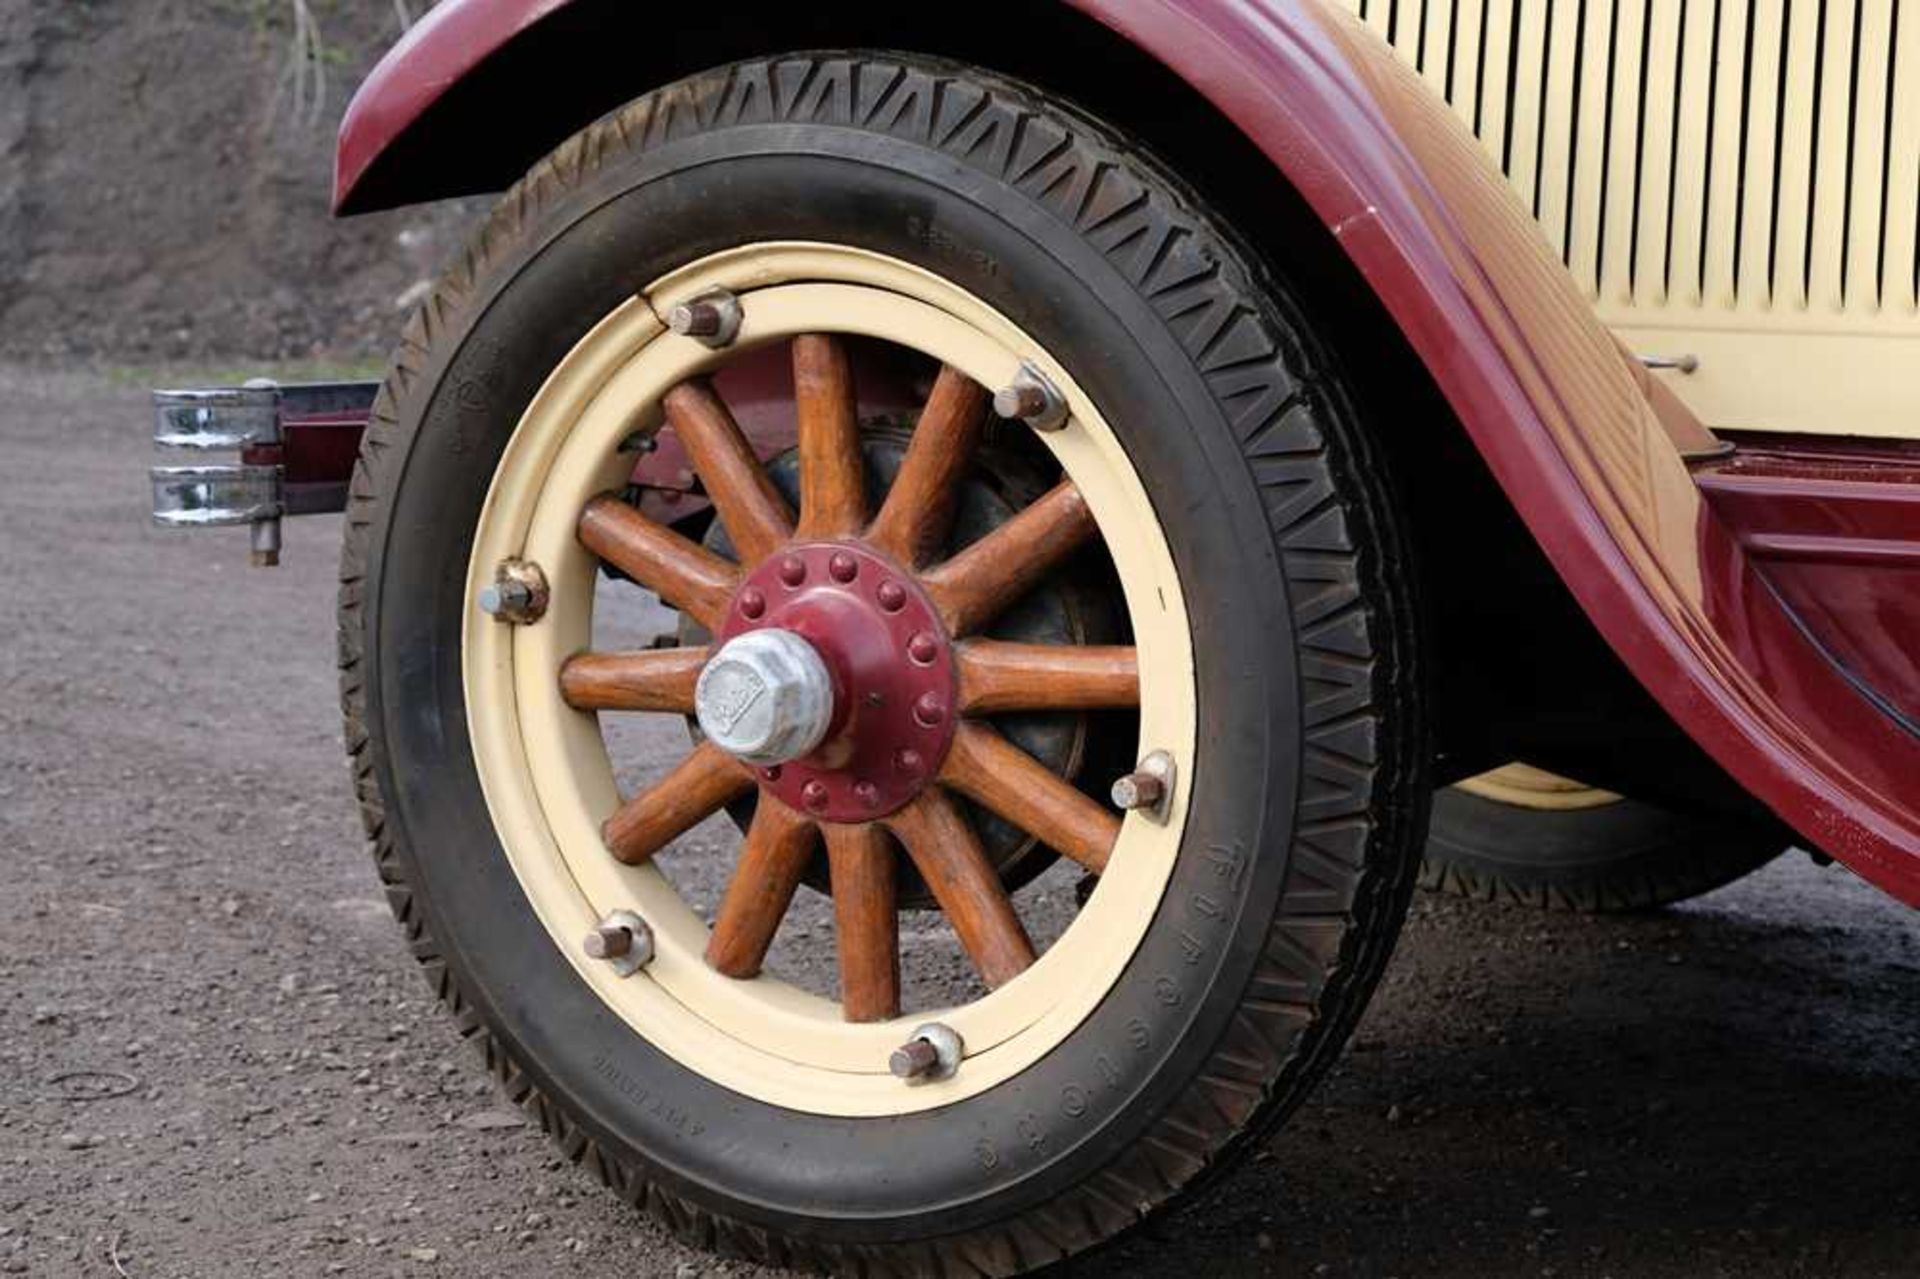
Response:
[462,244,1196,1116]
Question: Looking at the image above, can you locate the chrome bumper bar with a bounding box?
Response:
[149,380,376,565]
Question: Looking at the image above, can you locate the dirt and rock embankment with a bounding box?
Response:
[0,0,478,365]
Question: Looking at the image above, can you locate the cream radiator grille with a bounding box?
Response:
[1342,0,1920,435]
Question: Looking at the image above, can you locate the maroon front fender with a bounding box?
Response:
[333,0,1920,902]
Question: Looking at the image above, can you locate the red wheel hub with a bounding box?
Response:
[716,541,954,821]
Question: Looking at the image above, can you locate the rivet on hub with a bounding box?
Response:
[912,693,946,727]
[478,558,549,625]
[890,1023,964,1083]
[582,910,654,977]
[1111,749,1177,823]
[665,289,743,349]
[906,632,939,666]
[853,780,880,809]
[828,552,859,583]
[992,361,1069,432]
[778,556,808,587]
[894,748,924,777]
[739,587,767,620]
[876,580,907,612]
[801,779,831,811]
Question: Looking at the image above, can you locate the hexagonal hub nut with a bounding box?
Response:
[694,629,836,766]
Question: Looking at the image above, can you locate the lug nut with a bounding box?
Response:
[876,580,906,612]
[665,289,743,348]
[912,693,946,727]
[582,923,632,959]
[894,748,924,776]
[828,552,859,583]
[906,632,939,665]
[739,587,767,620]
[853,780,880,809]
[778,556,807,587]
[992,362,1069,431]
[890,1022,963,1083]
[801,779,830,811]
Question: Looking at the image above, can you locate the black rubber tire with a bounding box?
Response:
[338,52,1428,1275]
[1421,785,1788,912]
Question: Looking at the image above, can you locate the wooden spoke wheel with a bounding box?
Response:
[561,333,1135,1020]
[460,244,1197,1116]
[342,54,1426,1273]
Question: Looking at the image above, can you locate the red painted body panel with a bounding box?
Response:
[334,0,570,211]
[329,0,1920,903]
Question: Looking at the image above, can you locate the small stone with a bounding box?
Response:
[523,1212,548,1229]
[405,1246,439,1262]
[1255,1233,1275,1252]
[455,1110,523,1132]
[279,974,301,996]
[221,898,241,916]
[1385,1104,1404,1125]
[57,1134,95,1151]
[1528,1205,1552,1220]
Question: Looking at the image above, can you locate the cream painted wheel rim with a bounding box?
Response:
[463,244,1196,1116]
[1457,763,1621,812]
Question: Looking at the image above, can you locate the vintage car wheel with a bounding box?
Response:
[337,54,1425,1273]
[1421,764,1789,912]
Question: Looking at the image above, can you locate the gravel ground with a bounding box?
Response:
[2,365,1916,1278]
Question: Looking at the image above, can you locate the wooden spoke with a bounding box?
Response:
[559,646,707,713]
[955,641,1139,715]
[865,365,991,566]
[663,379,794,565]
[705,799,819,979]
[921,481,1097,637]
[792,334,866,538]
[825,824,900,1022]
[601,741,753,866]
[940,723,1121,873]
[885,790,1035,988]
[577,495,740,629]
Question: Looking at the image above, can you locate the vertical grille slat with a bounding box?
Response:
[1337,0,1920,432]
[1887,1,1920,311]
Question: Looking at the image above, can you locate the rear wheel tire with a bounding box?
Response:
[1422,766,1788,912]
[339,52,1427,1274]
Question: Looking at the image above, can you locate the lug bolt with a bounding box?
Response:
[778,556,807,587]
[828,552,859,583]
[912,693,946,727]
[581,910,654,975]
[582,923,633,959]
[894,748,924,776]
[992,362,1069,432]
[876,580,906,612]
[478,559,548,625]
[1111,750,1176,819]
[478,580,531,617]
[801,780,830,811]
[739,587,767,620]
[1110,771,1165,811]
[665,289,743,348]
[890,1022,963,1083]
[906,632,939,665]
[853,780,880,809]
[763,765,783,782]
[890,1038,940,1079]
